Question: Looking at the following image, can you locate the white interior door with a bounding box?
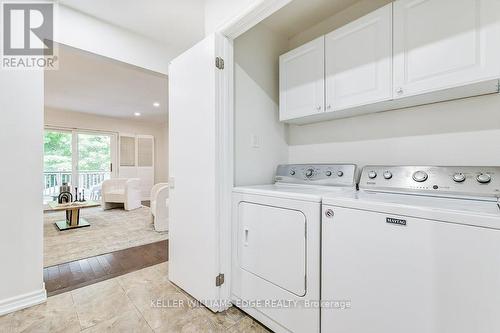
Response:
[168,33,230,311]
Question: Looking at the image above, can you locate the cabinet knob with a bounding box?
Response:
[316,106,322,111]
[326,104,332,110]
[396,87,404,95]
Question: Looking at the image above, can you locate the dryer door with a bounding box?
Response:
[238,202,306,296]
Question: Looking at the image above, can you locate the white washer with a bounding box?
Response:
[232,164,358,333]
[322,165,500,333]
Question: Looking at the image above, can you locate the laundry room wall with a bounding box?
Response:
[285,0,500,168]
[234,23,289,186]
[288,94,500,167]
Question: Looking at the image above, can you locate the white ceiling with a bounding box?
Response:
[262,0,362,38]
[59,0,205,55]
[45,45,168,123]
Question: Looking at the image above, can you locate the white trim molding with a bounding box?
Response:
[0,287,47,316]
[219,0,292,39]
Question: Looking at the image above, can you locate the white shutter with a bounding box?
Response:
[118,134,155,200]
[119,136,136,167]
[137,135,154,200]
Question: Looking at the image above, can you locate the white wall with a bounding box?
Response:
[234,23,289,185]
[0,71,45,315]
[56,5,171,74]
[289,94,500,167]
[205,0,257,35]
[0,2,172,317]
[44,108,169,183]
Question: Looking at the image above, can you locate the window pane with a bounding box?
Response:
[43,130,72,203]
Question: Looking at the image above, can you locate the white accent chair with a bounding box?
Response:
[101,178,142,211]
[150,183,169,232]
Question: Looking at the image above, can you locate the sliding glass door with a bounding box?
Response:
[43,128,117,204]
[43,129,73,203]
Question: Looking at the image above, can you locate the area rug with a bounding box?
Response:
[44,206,168,267]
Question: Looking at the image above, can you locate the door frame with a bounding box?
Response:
[213,0,294,307]
[44,126,119,189]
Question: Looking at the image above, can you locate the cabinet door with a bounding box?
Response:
[325,3,392,111]
[279,36,324,121]
[394,0,500,99]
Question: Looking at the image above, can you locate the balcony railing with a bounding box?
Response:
[43,171,111,200]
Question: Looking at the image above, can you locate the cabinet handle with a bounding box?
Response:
[396,87,404,95]
[316,106,322,111]
[326,105,332,110]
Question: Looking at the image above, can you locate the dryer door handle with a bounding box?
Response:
[244,227,249,247]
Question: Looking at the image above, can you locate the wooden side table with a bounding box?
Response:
[47,201,100,231]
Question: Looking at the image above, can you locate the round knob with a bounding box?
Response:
[452,173,466,183]
[412,171,428,182]
[396,87,404,95]
[383,171,393,179]
[327,105,332,110]
[325,171,332,177]
[368,171,377,179]
[305,168,314,178]
[325,209,334,218]
[337,171,344,177]
[477,173,491,184]
[290,170,296,176]
[316,106,322,111]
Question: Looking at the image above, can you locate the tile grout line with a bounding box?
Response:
[119,275,156,332]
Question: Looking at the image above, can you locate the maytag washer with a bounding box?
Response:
[232,164,358,333]
[322,165,500,333]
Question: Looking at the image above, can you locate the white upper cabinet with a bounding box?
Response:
[393,0,500,98]
[279,36,325,121]
[325,3,393,111]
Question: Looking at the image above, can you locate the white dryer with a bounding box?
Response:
[232,164,358,333]
[322,165,500,333]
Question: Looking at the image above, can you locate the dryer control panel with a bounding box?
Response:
[275,164,357,187]
[360,166,500,198]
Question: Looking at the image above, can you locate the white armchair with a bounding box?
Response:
[150,183,169,232]
[101,178,142,211]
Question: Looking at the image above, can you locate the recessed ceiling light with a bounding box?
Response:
[153,102,160,108]
[134,112,141,117]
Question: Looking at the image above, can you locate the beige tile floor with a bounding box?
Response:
[0,263,270,333]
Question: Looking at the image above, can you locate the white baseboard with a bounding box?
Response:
[0,287,47,316]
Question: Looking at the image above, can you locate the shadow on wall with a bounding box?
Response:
[288,93,500,146]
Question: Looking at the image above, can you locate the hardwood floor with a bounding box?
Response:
[44,240,168,296]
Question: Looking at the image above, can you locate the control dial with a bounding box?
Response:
[337,171,344,177]
[383,171,392,179]
[289,170,296,176]
[477,173,491,184]
[325,171,332,177]
[452,173,466,183]
[412,171,428,182]
[368,171,377,179]
[305,168,314,178]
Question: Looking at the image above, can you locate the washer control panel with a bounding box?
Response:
[275,164,357,187]
[360,166,500,198]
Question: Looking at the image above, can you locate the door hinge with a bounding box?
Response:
[215,273,225,287]
[215,57,224,70]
